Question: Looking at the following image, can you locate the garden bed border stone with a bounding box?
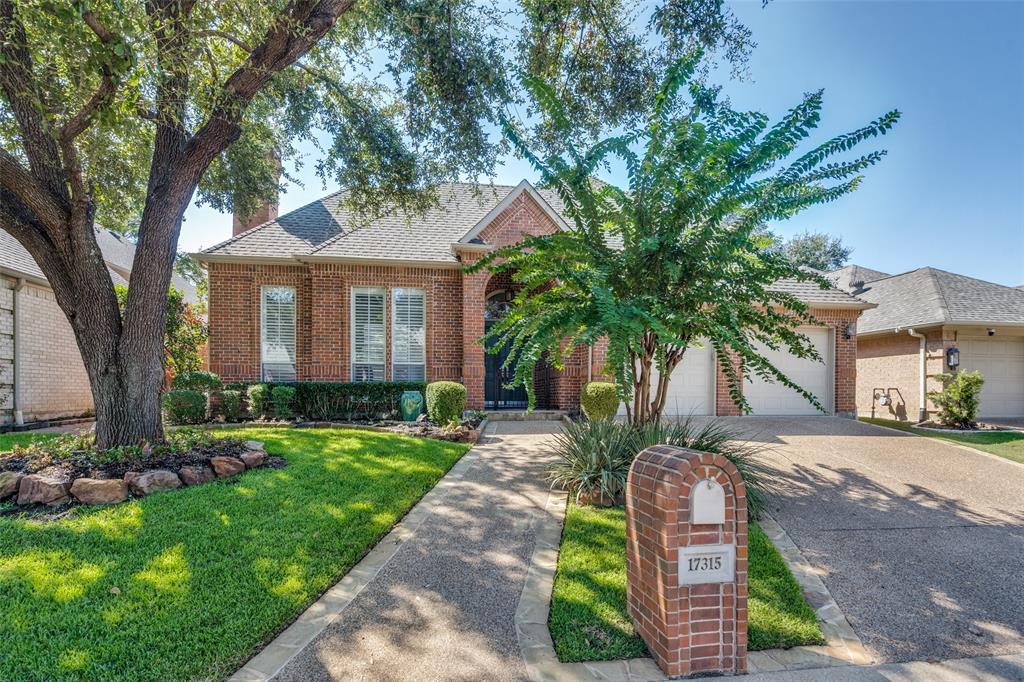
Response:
[515,493,873,681]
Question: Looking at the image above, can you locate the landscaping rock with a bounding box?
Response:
[126,470,182,496]
[178,465,215,486]
[244,440,264,451]
[240,450,267,469]
[0,471,23,501]
[210,456,245,477]
[17,473,70,506]
[70,478,128,505]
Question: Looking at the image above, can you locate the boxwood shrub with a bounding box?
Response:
[426,381,467,425]
[246,384,269,418]
[172,370,222,393]
[226,381,428,421]
[162,390,207,425]
[271,386,297,419]
[580,382,619,421]
[219,390,242,422]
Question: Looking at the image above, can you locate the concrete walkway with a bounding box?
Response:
[265,421,560,682]
[722,417,1024,666]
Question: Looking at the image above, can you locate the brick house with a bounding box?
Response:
[197,180,872,415]
[0,228,197,426]
[829,265,1024,421]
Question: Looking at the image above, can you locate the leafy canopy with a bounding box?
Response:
[762,229,852,271]
[473,53,899,421]
[0,0,756,232]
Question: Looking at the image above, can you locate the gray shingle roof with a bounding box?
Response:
[827,264,891,293]
[770,277,873,308]
[202,182,572,264]
[856,267,1024,334]
[1,227,196,302]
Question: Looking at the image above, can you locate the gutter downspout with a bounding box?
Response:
[587,345,593,384]
[906,328,927,422]
[12,278,25,425]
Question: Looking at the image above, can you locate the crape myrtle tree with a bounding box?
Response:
[0,0,755,448]
[473,53,899,424]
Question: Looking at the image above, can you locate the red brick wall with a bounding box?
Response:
[208,261,461,383]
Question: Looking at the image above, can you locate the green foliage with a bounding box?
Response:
[779,230,852,271]
[172,371,222,393]
[246,384,269,419]
[548,418,768,514]
[0,427,467,680]
[219,390,242,422]
[161,390,207,426]
[475,53,899,423]
[115,285,208,378]
[426,382,468,426]
[270,386,297,420]
[580,382,620,421]
[228,381,428,421]
[928,370,985,429]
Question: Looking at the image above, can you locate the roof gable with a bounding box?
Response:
[457,180,570,246]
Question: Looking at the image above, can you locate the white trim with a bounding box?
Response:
[391,287,426,382]
[299,254,461,269]
[456,179,571,245]
[260,285,297,382]
[350,286,386,382]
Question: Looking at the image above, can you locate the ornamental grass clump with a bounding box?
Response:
[548,418,769,515]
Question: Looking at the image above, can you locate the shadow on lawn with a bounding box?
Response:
[0,428,468,681]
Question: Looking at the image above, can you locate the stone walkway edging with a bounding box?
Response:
[228,429,489,682]
[515,499,872,681]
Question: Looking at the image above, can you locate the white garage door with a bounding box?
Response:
[617,343,715,417]
[958,337,1024,418]
[743,328,833,416]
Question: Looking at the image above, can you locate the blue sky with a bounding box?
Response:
[180,1,1024,286]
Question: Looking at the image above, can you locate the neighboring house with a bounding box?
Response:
[830,265,1024,421]
[197,180,872,416]
[0,228,197,425]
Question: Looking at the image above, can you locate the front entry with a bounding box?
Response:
[484,320,528,409]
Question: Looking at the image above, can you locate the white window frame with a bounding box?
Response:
[260,285,297,382]
[392,287,426,381]
[351,286,386,382]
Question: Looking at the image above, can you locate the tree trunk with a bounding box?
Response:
[87,351,165,449]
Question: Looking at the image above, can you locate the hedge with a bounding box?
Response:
[225,381,428,421]
[162,390,207,425]
[580,382,619,421]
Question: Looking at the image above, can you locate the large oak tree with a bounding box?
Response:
[0,0,753,447]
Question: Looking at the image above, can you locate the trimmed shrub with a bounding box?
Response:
[928,370,984,429]
[547,418,769,514]
[219,390,242,422]
[162,390,207,425]
[227,381,427,421]
[246,384,269,418]
[172,370,222,393]
[426,381,467,425]
[271,386,296,420]
[580,382,619,421]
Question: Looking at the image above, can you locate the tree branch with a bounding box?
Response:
[0,149,69,231]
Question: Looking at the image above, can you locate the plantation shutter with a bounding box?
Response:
[392,288,426,381]
[261,286,296,382]
[352,287,386,381]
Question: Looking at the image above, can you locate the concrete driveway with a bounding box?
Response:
[721,417,1024,665]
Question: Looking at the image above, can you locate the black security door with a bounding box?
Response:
[484,320,528,409]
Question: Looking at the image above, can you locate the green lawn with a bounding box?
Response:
[549,503,824,662]
[859,417,1024,465]
[0,427,468,681]
[0,431,58,451]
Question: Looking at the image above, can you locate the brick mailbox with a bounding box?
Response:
[625,445,749,677]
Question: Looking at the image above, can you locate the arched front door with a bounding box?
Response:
[484,291,528,409]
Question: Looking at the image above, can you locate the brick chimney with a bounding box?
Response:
[232,152,281,236]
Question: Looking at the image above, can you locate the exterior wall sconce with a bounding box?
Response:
[946,346,960,369]
[843,322,856,340]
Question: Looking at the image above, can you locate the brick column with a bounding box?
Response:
[626,445,749,677]
[460,257,488,410]
[715,350,743,416]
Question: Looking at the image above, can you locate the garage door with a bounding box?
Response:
[958,337,1024,418]
[743,328,832,415]
[617,343,715,417]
